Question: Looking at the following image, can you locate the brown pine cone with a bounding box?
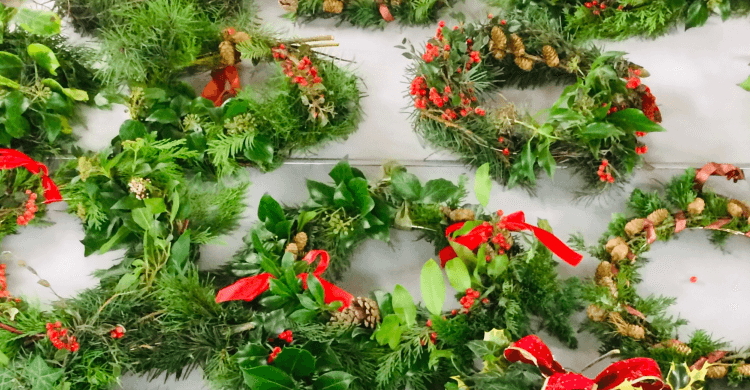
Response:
[687,197,705,215]
[279,0,299,12]
[509,34,525,57]
[285,242,299,257]
[624,218,645,237]
[514,56,533,71]
[647,209,669,225]
[294,232,308,252]
[610,244,629,262]
[490,27,507,60]
[449,208,476,222]
[605,237,627,253]
[587,304,607,322]
[671,342,692,355]
[595,261,613,282]
[323,0,344,13]
[707,365,728,379]
[541,45,559,67]
[735,364,750,377]
[219,41,236,67]
[608,312,644,340]
[727,201,745,218]
[230,31,251,44]
[330,296,381,328]
[626,324,645,340]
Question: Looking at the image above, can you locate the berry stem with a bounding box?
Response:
[0,321,23,335]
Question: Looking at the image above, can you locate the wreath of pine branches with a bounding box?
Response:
[278,0,460,28]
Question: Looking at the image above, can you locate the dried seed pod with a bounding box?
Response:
[735,364,750,377]
[587,304,607,322]
[323,0,344,13]
[608,312,644,340]
[449,208,476,222]
[285,243,299,258]
[707,365,728,379]
[687,197,705,215]
[514,56,533,71]
[626,324,646,340]
[610,244,629,262]
[541,45,559,67]
[219,41,236,67]
[294,232,308,251]
[624,218,645,237]
[509,34,525,57]
[595,261,613,282]
[605,237,627,253]
[727,201,745,218]
[647,208,669,225]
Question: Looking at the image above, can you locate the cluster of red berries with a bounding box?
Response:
[491,232,512,255]
[16,190,38,226]
[635,131,646,137]
[597,159,615,183]
[110,325,125,339]
[277,330,293,343]
[282,55,323,87]
[626,68,642,89]
[635,145,648,155]
[640,86,660,122]
[46,321,79,352]
[459,288,481,311]
[268,346,282,363]
[422,42,441,63]
[497,137,511,156]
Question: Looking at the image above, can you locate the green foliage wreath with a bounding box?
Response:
[576,163,750,389]
[405,11,665,195]
[279,0,459,28]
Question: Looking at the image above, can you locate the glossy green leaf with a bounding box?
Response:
[27,43,59,75]
[487,254,508,277]
[0,75,19,89]
[0,51,22,79]
[328,161,353,185]
[306,180,335,206]
[273,348,316,378]
[391,170,422,201]
[333,181,353,208]
[131,208,152,232]
[258,194,286,224]
[606,108,665,133]
[579,122,624,139]
[474,163,491,207]
[313,371,355,390]
[373,314,403,349]
[685,1,709,29]
[392,284,416,326]
[14,9,60,36]
[444,258,471,293]
[421,178,459,204]
[170,230,191,266]
[245,135,273,164]
[347,178,374,214]
[420,259,445,315]
[145,108,179,124]
[144,198,166,215]
[306,274,325,305]
[236,343,268,368]
[242,365,295,390]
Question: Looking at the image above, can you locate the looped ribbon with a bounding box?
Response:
[0,149,62,204]
[438,211,582,267]
[694,162,744,192]
[504,335,668,390]
[690,350,727,371]
[201,65,241,107]
[215,250,353,311]
[374,0,394,22]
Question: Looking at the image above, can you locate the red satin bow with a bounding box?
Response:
[438,211,582,267]
[201,65,241,107]
[0,149,62,204]
[215,250,353,311]
[504,335,667,390]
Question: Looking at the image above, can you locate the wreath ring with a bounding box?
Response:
[405,13,665,195]
[584,162,750,388]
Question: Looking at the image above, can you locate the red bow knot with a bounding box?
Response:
[694,163,744,191]
[438,211,582,267]
[0,149,62,204]
[215,250,353,311]
[201,65,241,107]
[504,335,668,390]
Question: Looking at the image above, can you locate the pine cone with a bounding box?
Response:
[624,218,645,237]
[514,56,534,71]
[647,209,669,225]
[449,208,476,222]
[605,237,627,253]
[595,261,613,282]
[610,244,629,262]
[490,27,507,60]
[509,34,525,57]
[330,297,381,328]
[219,41,236,67]
[727,201,745,218]
[279,0,299,12]
[687,197,705,215]
[323,0,344,13]
[707,365,728,379]
[294,232,308,252]
[599,276,618,298]
[608,312,644,339]
[230,31,251,44]
[735,364,750,377]
[626,324,645,340]
[587,304,607,322]
[671,342,692,355]
[285,243,299,258]
[541,45,559,67]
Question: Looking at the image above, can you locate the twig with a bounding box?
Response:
[578,349,620,373]
[0,321,23,335]
[283,35,335,44]
[304,43,340,49]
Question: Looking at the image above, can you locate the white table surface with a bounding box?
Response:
[5,1,750,388]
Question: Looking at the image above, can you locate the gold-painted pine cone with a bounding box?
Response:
[647,209,669,225]
[509,33,525,57]
[707,365,728,379]
[610,244,629,262]
[687,197,705,215]
[514,56,533,71]
[605,237,627,253]
[624,218,645,237]
[541,45,559,67]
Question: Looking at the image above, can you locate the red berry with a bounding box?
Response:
[426,319,432,327]
[690,276,697,283]
[501,19,507,25]
[451,309,458,316]
[600,3,606,8]
[488,13,494,18]
[585,2,592,7]
[438,20,445,27]
[503,148,510,156]
[593,9,600,15]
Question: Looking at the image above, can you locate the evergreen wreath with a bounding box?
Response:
[404,12,665,194]
[576,162,750,389]
[488,0,750,41]
[277,0,459,28]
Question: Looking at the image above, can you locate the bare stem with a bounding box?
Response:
[0,321,23,335]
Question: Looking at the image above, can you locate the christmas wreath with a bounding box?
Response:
[405,12,665,194]
[578,162,750,388]
[277,0,458,28]
[488,0,750,41]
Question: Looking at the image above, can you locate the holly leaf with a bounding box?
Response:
[313,371,355,390]
[420,259,446,316]
[273,348,316,378]
[392,284,416,326]
[242,365,295,389]
[306,274,325,305]
[27,43,59,76]
[474,163,491,207]
[27,356,64,389]
[444,258,471,293]
[236,343,269,368]
[685,1,709,29]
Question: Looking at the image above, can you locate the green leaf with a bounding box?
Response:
[739,75,750,91]
[144,198,166,216]
[313,371,355,390]
[328,161,353,185]
[242,365,295,390]
[258,194,286,225]
[474,163,491,207]
[119,120,147,140]
[347,178,374,214]
[421,179,458,204]
[224,99,250,118]
[333,181,354,208]
[306,180,335,206]
[115,272,139,292]
[444,258,471,293]
[27,356,64,389]
[391,170,422,201]
[43,113,62,142]
[289,308,316,323]
[297,211,317,231]
[420,259,446,315]
[273,348,316,378]
[685,1,709,29]
[606,108,665,133]
[170,230,191,266]
[27,43,59,76]
[487,254,508,277]
[62,87,88,101]
[306,274,325,305]
[579,122,624,140]
[236,343,269,368]
[0,75,19,89]
[374,314,403,349]
[392,284,416,326]
[131,208,152,232]
[98,225,130,254]
[145,108,179,124]
[14,9,60,36]
[245,136,274,164]
[449,241,477,265]
[0,52,22,79]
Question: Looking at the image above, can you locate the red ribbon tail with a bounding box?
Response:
[593,358,665,390]
[225,65,240,95]
[215,273,273,303]
[300,250,353,310]
[504,335,565,377]
[202,69,228,107]
[319,278,353,311]
[694,163,744,191]
[643,219,657,245]
[378,3,394,21]
[706,218,732,230]
[674,212,687,233]
[544,373,596,390]
[439,246,457,267]
[504,212,582,266]
[41,175,62,203]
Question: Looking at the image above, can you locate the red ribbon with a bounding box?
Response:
[0,149,61,204]
[438,212,582,267]
[643,219,657,245]
[201,65,241,107]
[694,163,744,191]
[378,3,394,21]
[215,250,353,311]
[690,350,727,371]
[674,211,687,233]
[504,335,667,390]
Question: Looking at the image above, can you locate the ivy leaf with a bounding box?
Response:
[27,43,59,76]
[333,181,354,208]
[374,314,403,349]
[242,365,295,390]
[474,163,491,207]
[328,161,353,185]
[145,108,179,124]
[273,348,316,378]
[27,356,64,389]
[14,9,60,36]
[421,179,459,204]
[444,258,471,293]
[392,284,416,326]
[739,75,750,91]
[391,170,422,201]
[347,178,374,214]
[245,136,274,164]
[420,259,446,315]
[313,371,355,390]
[306,180,334,206]
[606,108,665,133]
[0,51,22,79]
[685,1,709,29]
